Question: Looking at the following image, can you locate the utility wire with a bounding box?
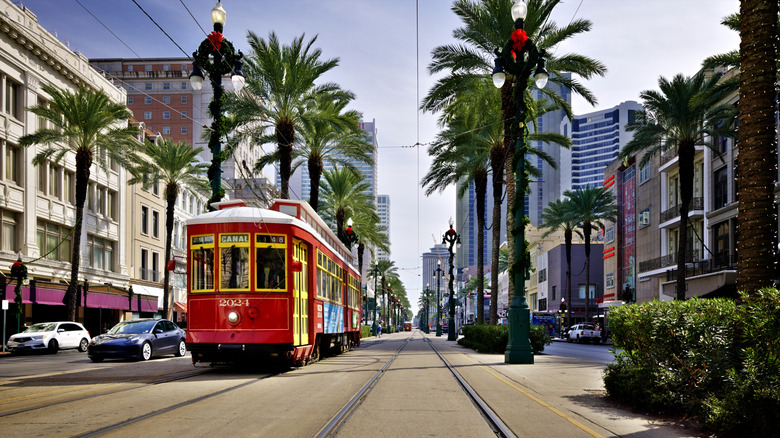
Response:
[73,0,145,60]
[131,0,190,57]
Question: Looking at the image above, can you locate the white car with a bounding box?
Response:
[7,322,91,354]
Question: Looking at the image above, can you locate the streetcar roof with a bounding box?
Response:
[186,204,359,275]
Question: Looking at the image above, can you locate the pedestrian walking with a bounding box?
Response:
[377,322,382,338]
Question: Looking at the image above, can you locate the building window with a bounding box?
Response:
[639,208,650,228]
[163,83,171,90]
[88,235,114,271]
[127,65,134,72]
[162,96,170,104]
[181,96,187,104]
[152,252,160,282]
[538,268,547,283]
[64,171,74,204]
[181,126,188,135]
[181,64,188,72]
[579,284,596,299]
[152,183,159,196]
[5,144,19,184]
[606,272,615,289]
[162,126,170,135]
[638,161,651,184]
[2,210,19,253]
[715,135,728,154]
[36,219,71,261]
[37,163,46,194]
[145,96,152,105]
[181,82,188,90]
[107,190,116,220]
[714,167,728,210]
[163,64,170,71]
[605,225,615,243]
[141,206,149,235]
[162,111,170,120]
[181,111,187,119]
[713,221,730,265]
[141,248,149,280]
[152,210,160,238]
[128,96,134,105]
[145,65,152,72]
[144,111,152,120]
[538,298,547,311]
[145,83,152,91]
[49,164,62,199]
[552,285,556,301]
[5,80,20,119]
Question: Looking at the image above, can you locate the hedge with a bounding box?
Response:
[457,323,551,354]
[604,288,780,436]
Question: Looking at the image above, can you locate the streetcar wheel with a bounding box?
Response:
[78,338,89,352]
[48,339,59,354]
[174,340,186,357]
[140,342,152,361]
[90,356,104,363]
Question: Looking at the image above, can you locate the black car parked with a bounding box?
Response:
[88,319,186,362]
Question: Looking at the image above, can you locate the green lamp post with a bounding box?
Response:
[492,0,548,364]
[435,261,443,337]
[189,1,245,210]
[371,264,380,336]
[442,218,461,341]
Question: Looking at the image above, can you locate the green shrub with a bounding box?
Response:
[457,323,551,354]
[361,325,372,338]
[604,289,780,436]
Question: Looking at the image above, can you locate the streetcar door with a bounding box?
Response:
[293,239,309,346]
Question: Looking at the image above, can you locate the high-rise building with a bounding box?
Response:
[559,100,642,192]
[376,194,390,260]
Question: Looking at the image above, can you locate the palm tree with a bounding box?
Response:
[423,0,606,303]
[564,186,617,319]
[422,112,490,324]
[372,259,398,328]
[128,138,209,319]
[351,208,390,292]
[619,72,735,300]
[20,84,138,321]
[540,198,580,328]
[226,31,352,199]
[319,167,374,245]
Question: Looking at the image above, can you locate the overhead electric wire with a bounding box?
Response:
[131,0,190,58]
[73,0,145,60]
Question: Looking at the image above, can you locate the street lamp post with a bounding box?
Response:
[442,218,461,341]
[190,1,245,210]
[371,264,380,336]
[492,0,548,364]
[424,282,430,333]
[435,261,443,337]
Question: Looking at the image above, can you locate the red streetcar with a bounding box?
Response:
[185,199,361,366]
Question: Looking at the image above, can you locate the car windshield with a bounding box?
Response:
[108,321,157,335]
[24,323,55,333]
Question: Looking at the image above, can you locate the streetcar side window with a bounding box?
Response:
[191,234,215,292]
[256,234,286,291]
[220,234,250,291]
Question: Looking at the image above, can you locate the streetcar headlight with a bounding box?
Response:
[228,311,239,324]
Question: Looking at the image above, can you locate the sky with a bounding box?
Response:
[19,0,741,314]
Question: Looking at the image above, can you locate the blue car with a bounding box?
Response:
[88,319,186,362]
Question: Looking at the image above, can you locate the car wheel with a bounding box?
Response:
[174,340,186,357]
[89,356,104,363]
[48,339,59,353]
[140,342,152,361]
[78,338,89,352]
[566,336,572,343]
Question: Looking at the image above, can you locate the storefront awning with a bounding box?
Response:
[173,301,187,313]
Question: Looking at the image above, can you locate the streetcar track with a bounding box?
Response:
[316,331,515,438]
[74,372,278,438]
[0,367,214,418]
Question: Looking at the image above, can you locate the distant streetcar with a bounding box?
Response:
[185,199,361,366]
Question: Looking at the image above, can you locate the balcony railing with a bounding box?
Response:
[665,254,738,281]
[639,250,701,272]
[660,197,704,223]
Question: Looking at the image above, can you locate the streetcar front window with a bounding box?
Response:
[192,248,214,291]
[220,245,250,290]
[257,247,286,290]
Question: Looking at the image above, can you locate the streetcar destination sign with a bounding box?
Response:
[221,234,249,244]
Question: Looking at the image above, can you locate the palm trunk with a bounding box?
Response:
[565,229,572,328]
[737,0,778,294]
[502,80,515,303]
[308,156,323,212]
[65,151,91,321]
[489,153,504,325]
[584,222,592,320]
[162,183,178,319]
[277,121,295,200]
[676,142,695,300]
[357,242,365,323]
[475,171,488,324]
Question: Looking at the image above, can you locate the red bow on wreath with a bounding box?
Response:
[208,31,224,51]
[511,29,528,59]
